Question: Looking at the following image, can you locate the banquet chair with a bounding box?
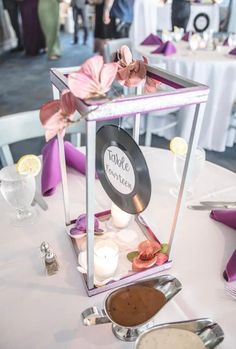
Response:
[144,108,179,146]
[103,38,132,63]
[0,110,86,167]
[145,63,180,147]
[226,102,236,147]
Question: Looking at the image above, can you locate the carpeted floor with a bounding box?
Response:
[0,31,235,172]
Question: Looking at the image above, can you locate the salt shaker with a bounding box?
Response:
[40,241,50,255]
[44,249,59,276]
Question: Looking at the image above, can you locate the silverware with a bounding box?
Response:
[225,285,236,300]
[187,204,235,210]
[200,201,236,206]
[32,192,48,211]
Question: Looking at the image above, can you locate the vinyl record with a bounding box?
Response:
[96,125,151,214]
[193,13,210,33]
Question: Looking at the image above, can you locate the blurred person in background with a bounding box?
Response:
[103,0,135,38]
[18,0,45,56]
[71,0,88,45]
[169,0,191,32]
[89,0,113,55]
[0,0,12,51]
[2,0,23,51]
[38,0,61,60]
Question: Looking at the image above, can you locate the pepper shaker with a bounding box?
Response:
[44,249,59,276]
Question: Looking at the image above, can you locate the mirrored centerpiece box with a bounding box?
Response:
[50,63,209,296]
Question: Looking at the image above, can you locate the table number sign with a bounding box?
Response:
[103,145,135,195]
[96,125,151,214]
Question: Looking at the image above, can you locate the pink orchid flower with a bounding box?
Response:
[40,89,77,142]
[132,240,168,272]
[116,45,146,87]
[68,55,118,100]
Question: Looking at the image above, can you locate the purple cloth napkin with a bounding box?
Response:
[140,33,163,46]
[41,137,87,196]
[229,47,236,55]
[64,141,86,175]
[223,250,236,282]
[210,209,236,230]
[182,32,191,42]
[151,41,176,56]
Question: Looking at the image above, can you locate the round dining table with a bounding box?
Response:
[0,147,235,349]
[130,0,220,47]
[135,42,236,152]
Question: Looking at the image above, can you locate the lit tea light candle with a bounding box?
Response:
[111,203,131,229]
[94,240,119,280]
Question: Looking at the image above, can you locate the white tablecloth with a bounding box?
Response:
[135,43,236,151]
[0,148,235,348]
[130,1,220,47]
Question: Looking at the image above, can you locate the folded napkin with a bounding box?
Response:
[140,33,163,46]
[151,41,176,56]
[223,250,236,282]
[210,209,236,230]
[182,32,191,42]
[41,137,87,196]
[229,47,236,55]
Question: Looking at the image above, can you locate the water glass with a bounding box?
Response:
[0,165,36,226]
[189,34,200,52]
[173,27,184,42]
[162,29,172,43]
[171,147,206,198]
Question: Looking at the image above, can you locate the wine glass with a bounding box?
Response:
[173,27,184,42]
[228,33,236,48]
[162,29,172,43]
[171,147,206,199]
[189,34,200,52]
[0,165,36,226]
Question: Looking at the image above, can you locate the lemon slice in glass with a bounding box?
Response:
[16,154,41,176]
[170,137,188,156]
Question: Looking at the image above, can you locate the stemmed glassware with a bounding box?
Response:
[228,33,236,49]
[189,34,200,52]
[173,27,184,42]
[0,165,36,226]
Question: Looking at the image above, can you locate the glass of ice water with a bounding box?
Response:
[0,165,36,226]
[171,147,206,199]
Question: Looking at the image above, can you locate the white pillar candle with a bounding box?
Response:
[94,240,119,280]
[111,203,131,229]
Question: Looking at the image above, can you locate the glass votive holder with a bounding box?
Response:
[94,240,119,280]
[111,203,131,229]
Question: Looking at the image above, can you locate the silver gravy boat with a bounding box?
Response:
[135,318,224,348]
[81,274,182,341]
